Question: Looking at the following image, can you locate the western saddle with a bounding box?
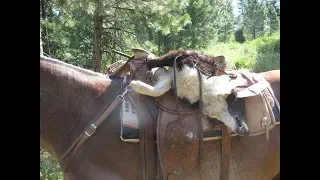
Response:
[124,49,233,180]
[60,48,280,180]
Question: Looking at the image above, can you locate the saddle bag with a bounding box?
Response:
[231,71,277,139]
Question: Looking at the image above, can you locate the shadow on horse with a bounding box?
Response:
[40,52,280,180]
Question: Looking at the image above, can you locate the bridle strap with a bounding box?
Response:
[59,60,147,171]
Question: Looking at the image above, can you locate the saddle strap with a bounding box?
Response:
[195,65,204,166]
[173,56,183,124]
[60,96,124,171]
[267,86,280,114]
[221,124,230,180]
[173,56,204,166]
[59,59,146,172]
[137,94,156,180]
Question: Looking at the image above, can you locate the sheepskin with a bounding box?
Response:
[130,64,239,133]
[129,67,172,97]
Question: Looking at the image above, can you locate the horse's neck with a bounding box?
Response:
[40,58,114,159]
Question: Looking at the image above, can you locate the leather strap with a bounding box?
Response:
[221,124,230,180]
[59,60,147,172]
[267,86,280,114]
[173,56,183,125]
[196,65,204,180]
[137,95,156,180]
[60,96,123,170]
[196,63,204,166]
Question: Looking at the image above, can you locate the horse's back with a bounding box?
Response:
[259,70,280,83]
[260,70,280,103]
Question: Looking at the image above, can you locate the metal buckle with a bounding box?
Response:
[118,85,133,100]
[238,126,244,134]
[85,124,97,137]
[235,115,244,134]
[262,117,268,129]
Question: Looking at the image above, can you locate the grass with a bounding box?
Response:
[40,149,62,180]
[201,30,280,72]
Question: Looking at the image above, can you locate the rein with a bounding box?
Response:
[59,59,147,172]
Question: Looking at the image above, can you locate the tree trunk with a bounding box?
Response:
[163,35,169,52]
[145,17,153,41]
[158,32,161,54]
[92,0,103,72]
[40,0,46,20]
[40,30,43,56]
[111,8,118,64]
[40,0,50,55]
[224,25,227,43]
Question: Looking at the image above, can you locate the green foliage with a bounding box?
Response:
[250,30,279,53]
[169,0,223,50]
[145,0,192,35]
[202,30,279,72]
[254,52,280,72]
[235,58,254,70]
[40,149,62,180]
[41,0,94,68]
[250,30,280,72]
[40,0,240,70]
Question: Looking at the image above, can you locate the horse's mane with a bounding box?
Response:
[40,55,109,78]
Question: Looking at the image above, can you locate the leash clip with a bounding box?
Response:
[118,85,133,100]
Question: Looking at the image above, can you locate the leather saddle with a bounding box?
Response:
[123,49,205,180]
[115,48,280,180]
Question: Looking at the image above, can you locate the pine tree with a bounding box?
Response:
[267,3,280,34]
[217,0,235,43]
[242,0,268,40]
[176,0,218,49]
[270,0,280,19]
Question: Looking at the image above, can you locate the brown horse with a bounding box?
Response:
[40,55,280,180]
